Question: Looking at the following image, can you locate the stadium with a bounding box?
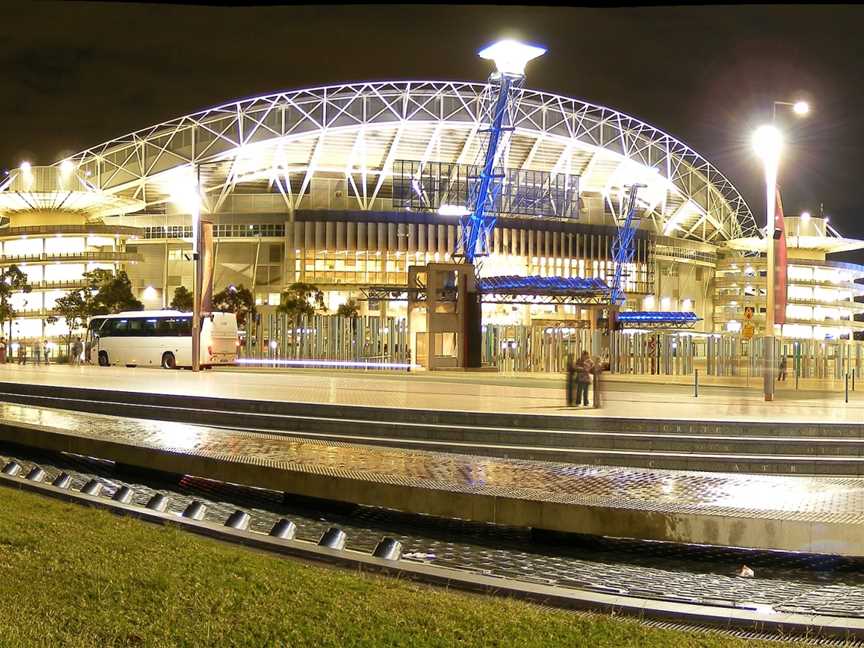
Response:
[1,78,863,358]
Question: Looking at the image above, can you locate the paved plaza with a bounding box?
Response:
[1,364,863,423]
[2,395,864,554]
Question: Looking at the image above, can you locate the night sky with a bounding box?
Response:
[3,3,861,260]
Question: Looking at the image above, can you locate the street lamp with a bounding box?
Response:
[168,164,213,372]
[752,99,809,401]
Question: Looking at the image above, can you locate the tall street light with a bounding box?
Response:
[751,99,809,401]
[169,162,219,372]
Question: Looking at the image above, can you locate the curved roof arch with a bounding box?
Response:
[61,80,757,243]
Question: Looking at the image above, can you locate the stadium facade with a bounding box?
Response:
[1,80,862,349]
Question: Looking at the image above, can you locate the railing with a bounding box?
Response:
[0,225,142,239]
[0,251,143,265]
[142,224,286,239]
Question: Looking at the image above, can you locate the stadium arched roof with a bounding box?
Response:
[60,81,757,243]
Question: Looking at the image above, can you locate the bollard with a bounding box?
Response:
[694,369,698,398]
[372,537,403,561]
[318,527,347,550]
[1,462,21,476]
[112,486,134,504]
[145,493,169,512]
[846,373,850,403]
[269,518,297,540]
[52,472,72,489]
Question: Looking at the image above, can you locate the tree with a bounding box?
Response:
[336,299,360,318]
[83,269,143,314]
[46,289,89,358]
[213,284,256,327]
[277,282,325,325]
[170,286,193,312]
[0,265,32,344]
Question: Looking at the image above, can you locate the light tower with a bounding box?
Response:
[459,39,545,264]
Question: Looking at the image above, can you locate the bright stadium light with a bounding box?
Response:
[19,161,31,173]
[800,211,811,221]
[793,100,810,115]
[752,124,783,163]
[60,160,74,175]
[478,39,546,76]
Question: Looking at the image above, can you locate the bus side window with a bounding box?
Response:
[157,318,176,337]
[105,319,129,337]
[178,317,192,336]
[128,318,145,336]
[143,319,159,337]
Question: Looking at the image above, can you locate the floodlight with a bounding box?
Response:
[792,101,810,116]
[60,159,74,175]
[478,39,546,76]
[800,211,811,221]
[20,161,31,173]
[752,125,783,162]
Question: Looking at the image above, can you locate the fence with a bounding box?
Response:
[242,313,410,368]
[241,314,864,380]
[481,325,603,373]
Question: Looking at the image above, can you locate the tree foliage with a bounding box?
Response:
[49,269,143,354]
[213,284,256,327]
[170,286,194,312]
[83,269,143,315]
[47,289,90,356]
[336,299,360,318]
[277,283,325,322]
[0,265,32,341]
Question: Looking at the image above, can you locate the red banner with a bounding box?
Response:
[774,187,787,325]
[200,219,215,314]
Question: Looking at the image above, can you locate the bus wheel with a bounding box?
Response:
[161,352,177,370]
[98,351,109,367]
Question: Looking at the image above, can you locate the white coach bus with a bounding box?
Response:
[88,310,238,369]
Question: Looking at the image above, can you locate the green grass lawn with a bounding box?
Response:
[0,486,801,648]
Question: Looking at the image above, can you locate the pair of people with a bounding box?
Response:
[567,350,603,408]
[29,340,50,365]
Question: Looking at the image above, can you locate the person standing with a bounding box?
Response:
[592,355,605,409]
[0,337,6,365]
[17,342,26,365]
[42,340,50,365]
[32,340,41,366]
[574,350,593,407]
[71,337,83,366]
[565,353,576,407]
[778,353,788,382]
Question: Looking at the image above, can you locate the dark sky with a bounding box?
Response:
[2,3,862,260]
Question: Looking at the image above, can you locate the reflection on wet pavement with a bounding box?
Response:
[4,402,864,524]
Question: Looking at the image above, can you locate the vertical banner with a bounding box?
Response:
[774,187,787,325]
[200,219,215,313]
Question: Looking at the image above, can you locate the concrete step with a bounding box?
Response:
[1,382,863,474]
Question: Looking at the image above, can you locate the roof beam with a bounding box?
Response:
[294,133,325,210]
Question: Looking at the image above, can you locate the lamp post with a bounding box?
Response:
[752,99,809,401]
[171,161,220,372]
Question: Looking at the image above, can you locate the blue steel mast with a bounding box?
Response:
[459,40,545,265]
[609,183,646,306]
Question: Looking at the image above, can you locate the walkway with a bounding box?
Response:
[2,364,863,424]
